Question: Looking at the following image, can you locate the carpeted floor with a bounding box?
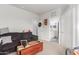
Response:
[36,40,66,55]
[8,40,66,55]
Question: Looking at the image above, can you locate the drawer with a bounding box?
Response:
[21,47,35,55]
[19,42,43,55]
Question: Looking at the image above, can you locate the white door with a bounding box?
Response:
[59,6,73,48]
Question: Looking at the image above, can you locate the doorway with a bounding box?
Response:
[49,17,59,43]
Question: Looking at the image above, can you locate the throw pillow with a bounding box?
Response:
[1,36,12,45]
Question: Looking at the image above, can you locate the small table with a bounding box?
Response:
[17,41,43,55]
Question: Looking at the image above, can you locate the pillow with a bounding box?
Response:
[0,38,2,44]
[0,36,12,45]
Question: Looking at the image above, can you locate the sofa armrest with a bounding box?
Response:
[31,35,38,40]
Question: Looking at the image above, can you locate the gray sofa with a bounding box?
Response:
[0,32,38,55]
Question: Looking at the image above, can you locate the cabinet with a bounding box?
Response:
[17,42,43,55]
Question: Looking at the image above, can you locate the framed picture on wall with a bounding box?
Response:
[38,22,42,27]
[44,19,48,26]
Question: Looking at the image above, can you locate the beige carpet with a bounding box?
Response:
[8,40,66,55]
[36,40,66,55]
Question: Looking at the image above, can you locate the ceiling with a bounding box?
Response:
[11,4,68,15]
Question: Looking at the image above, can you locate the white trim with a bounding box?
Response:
[72,5,77,48]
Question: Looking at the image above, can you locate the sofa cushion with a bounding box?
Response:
[23,32,32,39]
[1,36,12,45]
[11,34,20,41]
[2,42,17,51]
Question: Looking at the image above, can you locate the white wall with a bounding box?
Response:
[76,5,79,46]
[0,5,39,34]
[59,5,73,48]
[72,5,77,48]
[38,12,50,41]
[38,9,60,41]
